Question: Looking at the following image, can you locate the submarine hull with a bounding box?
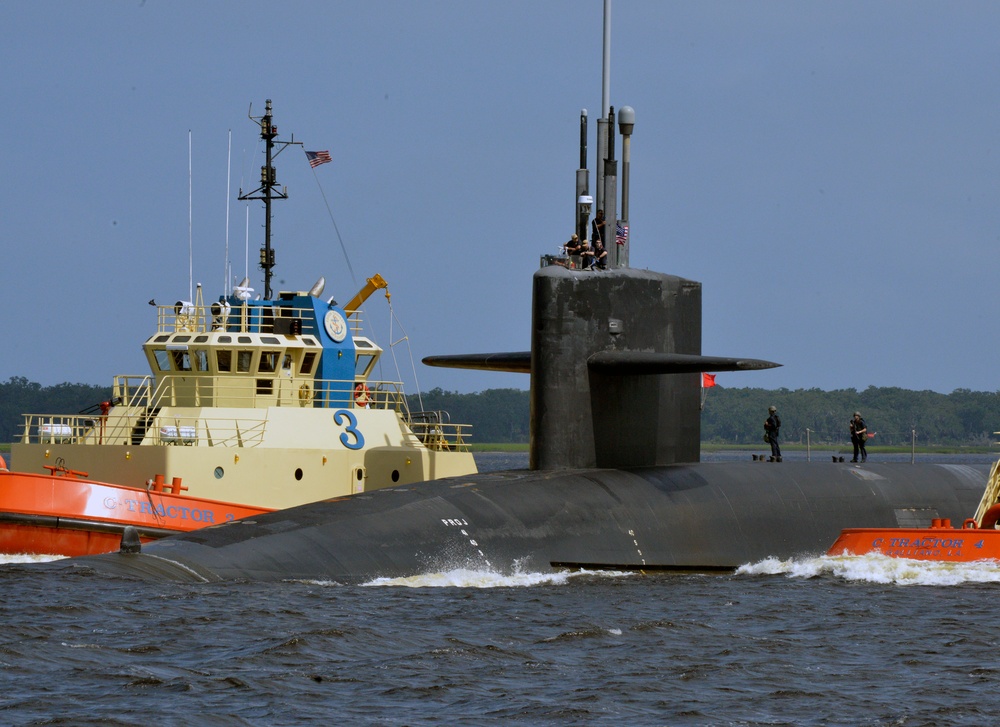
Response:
[61,462,988,583]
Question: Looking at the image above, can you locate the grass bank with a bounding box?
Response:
[701,443,999,455]
[3,441,991,457]
[469,443,529,452]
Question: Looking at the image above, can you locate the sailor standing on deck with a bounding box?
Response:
[764,406,782,462]
[852,412,868,463]
[591,209,607,246]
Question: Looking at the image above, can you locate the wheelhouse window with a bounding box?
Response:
[172,350,192,371]
[353,338,380,378]
[153,350,171,371]
[217,349,232,372]
[237,351,253,373]
[259,351,280,373]
[300,351,317,375]
[355,352,377,378]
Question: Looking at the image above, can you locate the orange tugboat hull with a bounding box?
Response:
[828,517,1000,562]
[0,468,270,557]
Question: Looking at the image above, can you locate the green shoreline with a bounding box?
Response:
[0,442,1000,457]
[3,442,995,457]
[472,443,999,455]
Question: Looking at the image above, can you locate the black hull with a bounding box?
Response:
[61,461,988,583]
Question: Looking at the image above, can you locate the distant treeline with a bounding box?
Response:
[4,376,1000,447]
[410,385,1000,447]
[1,377,112,444]
[700,386,1000,447]
[406,388,529,444]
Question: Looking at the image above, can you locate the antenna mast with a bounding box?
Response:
[237,99,301,299]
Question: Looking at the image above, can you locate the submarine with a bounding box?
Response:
[47,103,990,584]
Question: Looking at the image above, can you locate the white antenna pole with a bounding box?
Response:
[225,129,232,296]
[188,130,193,302]
[244,204,250,282]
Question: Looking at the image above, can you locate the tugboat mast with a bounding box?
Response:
[237,99,301,299]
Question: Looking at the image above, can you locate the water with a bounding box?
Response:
[4,453,1000,725]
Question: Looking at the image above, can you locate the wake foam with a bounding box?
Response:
[362,567,633,588]
[0,553,66,565]
[738,553,1000,586]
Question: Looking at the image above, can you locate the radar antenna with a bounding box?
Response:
[237,99,302,299]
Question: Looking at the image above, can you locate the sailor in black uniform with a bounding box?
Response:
[764,405,781,462]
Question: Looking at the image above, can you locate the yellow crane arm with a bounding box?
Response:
[343,274,389,315]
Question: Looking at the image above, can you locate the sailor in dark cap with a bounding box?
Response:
[563,233,581,257]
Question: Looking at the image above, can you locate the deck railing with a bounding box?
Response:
[106,374,411,412]
[18,381,471,451]
[19,413,269,449]
[407,410,473,452]
[156,302,314,335]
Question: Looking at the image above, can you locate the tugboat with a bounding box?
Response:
[1,100,476,557]
[828,459,1000,562]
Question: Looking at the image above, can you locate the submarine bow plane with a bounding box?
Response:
[49,108,989,585]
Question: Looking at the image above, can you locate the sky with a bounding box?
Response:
[3,1,1000,395]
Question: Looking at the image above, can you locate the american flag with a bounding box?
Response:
[616,222,628,245]
[305,150,332,168]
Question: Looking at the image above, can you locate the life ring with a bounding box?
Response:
[298,383,313,406]
[354,383,371,408]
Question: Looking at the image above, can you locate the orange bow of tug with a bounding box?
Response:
[828,460,1000,562]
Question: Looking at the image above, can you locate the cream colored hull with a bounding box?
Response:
[14,405,476,510]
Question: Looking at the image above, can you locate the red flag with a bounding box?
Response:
[702,373,716,388]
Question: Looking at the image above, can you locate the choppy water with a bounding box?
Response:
[4,452,1000,725]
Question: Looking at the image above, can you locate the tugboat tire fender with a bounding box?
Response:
[978,504,1000,530]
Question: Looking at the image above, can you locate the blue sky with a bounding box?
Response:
[3,1,1000,395]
